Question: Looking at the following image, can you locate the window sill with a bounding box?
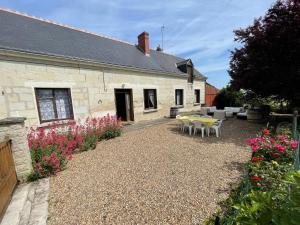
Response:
[193,103,201,106]
[143,109,158,114]
[38,119,75,128]
[175,105,184,108]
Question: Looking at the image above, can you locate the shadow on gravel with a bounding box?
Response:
[167,119,262,148]
[215,161,247,196]
[223,161,246,172]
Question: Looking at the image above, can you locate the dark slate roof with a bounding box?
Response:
[0,9,206,79]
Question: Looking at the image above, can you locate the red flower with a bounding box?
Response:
[251,156,264,162]
[251,176,262,182]
[262,129,270,135]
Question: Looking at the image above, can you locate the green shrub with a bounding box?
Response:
[100,128,122,140]
[206,128,300,224]
[214,86,245,109]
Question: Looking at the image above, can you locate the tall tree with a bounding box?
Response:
[229,0,300,106]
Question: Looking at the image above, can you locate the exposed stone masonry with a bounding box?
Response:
[0,117,32,180]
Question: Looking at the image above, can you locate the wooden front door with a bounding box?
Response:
[0,140,17,221]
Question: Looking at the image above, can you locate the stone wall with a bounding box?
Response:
[0,59,206,126]
[0,117,32,180]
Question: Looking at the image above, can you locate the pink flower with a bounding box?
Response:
[246,138,257,145]
[269,138,275,143]
[277,135,288,142]
[35,162,42,170]
[275,144,286,153]
[251,144,260,152]
[290,140,298,149]
[264,144,272,149]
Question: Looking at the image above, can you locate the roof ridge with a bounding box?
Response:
[151,48,184,60]
[0,7,135,47]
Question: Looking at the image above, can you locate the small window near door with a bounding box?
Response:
[35,88,74,123]
[175,89,184,106]
[144,89,157,110]
[195,89,200,104]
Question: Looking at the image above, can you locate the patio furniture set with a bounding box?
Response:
[201,106,244,119]
[176,115,223,138]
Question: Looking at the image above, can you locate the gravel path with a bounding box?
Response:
[48,119,261,225]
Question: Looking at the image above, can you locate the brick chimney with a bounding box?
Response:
[138,32,150,55]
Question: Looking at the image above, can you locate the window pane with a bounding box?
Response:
[144,90,149,109]
[54,90,72,119]
[176,92,180,105]
[148,90,155,108]
[35,88,73,122]
[144,89,157,109]
[180,90,183,105]
[195,90,200,103]
[176,89,183,105]
[39,99,55,121]
[36,89,53,99]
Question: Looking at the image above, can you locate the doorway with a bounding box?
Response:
[114,89,134,121]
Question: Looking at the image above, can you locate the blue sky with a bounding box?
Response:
[1,0,275,88]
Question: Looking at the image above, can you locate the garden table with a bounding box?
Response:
[177,115,218,135]
[177,115,218,127]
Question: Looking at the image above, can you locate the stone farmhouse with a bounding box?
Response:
[0,9,206,126]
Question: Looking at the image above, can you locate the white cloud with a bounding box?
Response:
[1,0,275,87]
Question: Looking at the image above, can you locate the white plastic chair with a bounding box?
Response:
[209,120,223,137]
[201,115,212,118]
[177,119,184,131]
[213,110,226,120]
[200,107,208,115]
[193,121,205,138]
[181,119,193,135]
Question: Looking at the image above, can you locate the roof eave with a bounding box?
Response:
[0,48,206,80]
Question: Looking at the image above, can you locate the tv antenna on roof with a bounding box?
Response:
[161,25,165,51]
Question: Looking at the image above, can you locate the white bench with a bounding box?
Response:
[224,107,242,114]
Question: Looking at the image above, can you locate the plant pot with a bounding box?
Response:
[170,107,179,118]
[247,109,262,121]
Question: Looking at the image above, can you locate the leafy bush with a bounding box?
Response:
[206,128,300,224]
[27,114,121,179]
[214,86,245,109]
[232,170,300,225]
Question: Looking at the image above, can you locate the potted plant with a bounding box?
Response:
[244,91,265,121]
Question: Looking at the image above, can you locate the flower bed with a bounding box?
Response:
[206,129,300,225]
[27,114,121,180]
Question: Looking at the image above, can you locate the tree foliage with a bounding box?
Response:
[229,0,300,106]
[214,86,244,109]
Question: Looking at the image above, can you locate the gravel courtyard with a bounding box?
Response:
[47,119,261,225]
